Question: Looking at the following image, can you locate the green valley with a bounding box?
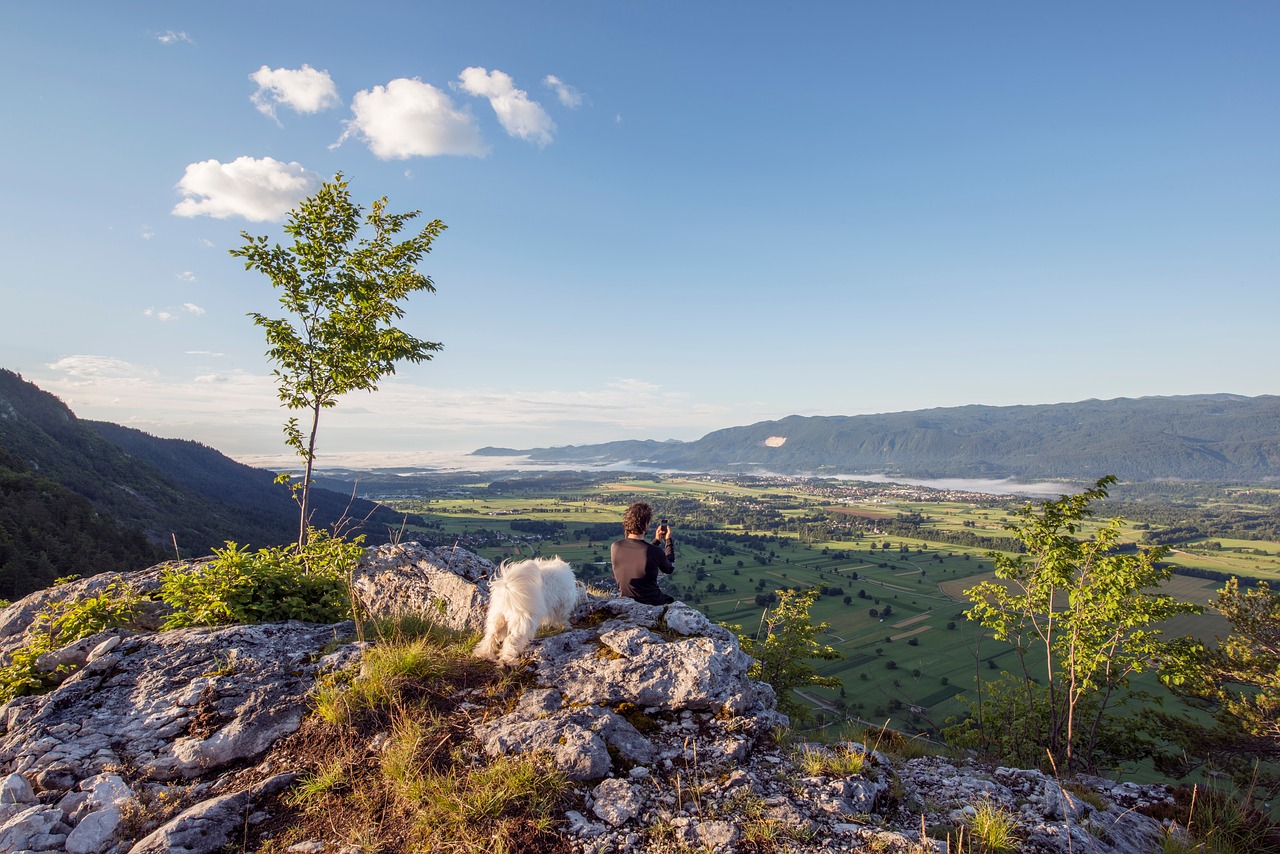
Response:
[371,472,1279,753]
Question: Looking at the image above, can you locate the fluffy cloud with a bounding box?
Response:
[172,156,319,221]
[183,303,205,315]
[337,78,487,159]
[457,67,555,147]
[143,308,174,321]
[250,64,339,121]
[177,271,196,282]
[543,74,583,108]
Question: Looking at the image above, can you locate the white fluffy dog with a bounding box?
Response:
[474,557,580,665]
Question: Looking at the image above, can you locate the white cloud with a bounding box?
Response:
[183,303,205,315]
[197,238,214,248]
[194,373,228,383]
[337,78,487,159]
[457,67,555,147]
[543,74,584,108]
[143,308,175,321]
[47,355,143,379]
[249,64,339,122]
[156,30,193,46]
[172,156,320,222]
[185,350,225,357]
[140,225,155,240]
[177,271,196,282]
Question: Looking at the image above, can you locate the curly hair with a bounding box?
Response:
[622,502,653,536]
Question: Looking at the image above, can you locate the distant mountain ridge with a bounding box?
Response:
[0,369,402,597]
[476,394,1280,482]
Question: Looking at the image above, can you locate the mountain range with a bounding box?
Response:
[476,394,1280,483]
[0,369,404,598]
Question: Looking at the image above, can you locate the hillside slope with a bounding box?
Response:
[480,394,1280,481]
[0,369,403,596]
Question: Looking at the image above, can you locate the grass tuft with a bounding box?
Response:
[965,799,1020,853]
[794,742,867,777]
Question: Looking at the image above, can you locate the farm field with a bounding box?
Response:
[381,473,1278,741]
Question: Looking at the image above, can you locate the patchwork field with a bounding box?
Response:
[383,473,1277,739]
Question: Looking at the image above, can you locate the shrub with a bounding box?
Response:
[736,587,842,722]
[960,476,1197,773]
[160,529,361,628]
[0,581,146,703]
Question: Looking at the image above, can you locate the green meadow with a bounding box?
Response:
[384,474,1279,741]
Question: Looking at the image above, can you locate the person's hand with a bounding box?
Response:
[657,524,671,540]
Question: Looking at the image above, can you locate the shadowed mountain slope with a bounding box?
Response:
[0,369,404,596]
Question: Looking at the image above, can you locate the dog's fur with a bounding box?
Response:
[473,557,580,665]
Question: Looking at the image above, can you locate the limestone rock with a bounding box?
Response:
[476,701,656,781]
[0,621,355,784]
[531,600,782,720]
[0,544,1189,854]
[474,596,784,781]
[0,771,34,804]
[351,542,494,631]
[0,564,178,660]
[127,772,295,854]
[0,803,71,852]
[590,777,644,826]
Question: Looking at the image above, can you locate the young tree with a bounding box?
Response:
[738,587,842,722]
[955,476,1199,772]
[232,174,445,545]
[1151,579,1280,794]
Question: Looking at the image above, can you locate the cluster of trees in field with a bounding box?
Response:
[1134,511,1280,545]
[508,519,566,537]
[857,512,1023,552]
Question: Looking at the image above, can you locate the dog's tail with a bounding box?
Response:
[493,559,545,616]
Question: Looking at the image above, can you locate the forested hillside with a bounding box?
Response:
[0,370,406,597]
[479,394,1280,482]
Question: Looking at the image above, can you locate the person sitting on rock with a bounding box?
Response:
[610,502,676,605]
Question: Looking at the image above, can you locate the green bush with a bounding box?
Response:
[160,529,361,628]
[736,587,842,722]
[0,581,145,703]
[0,531,364,704]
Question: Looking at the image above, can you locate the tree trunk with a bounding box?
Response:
[299,402,322,548]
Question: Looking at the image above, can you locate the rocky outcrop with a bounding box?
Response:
[350,542,495,631]
[475,598,785,782]
[0,544,1185,853]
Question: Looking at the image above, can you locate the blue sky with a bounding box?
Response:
[1,2,1276,466]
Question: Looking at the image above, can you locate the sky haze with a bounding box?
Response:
[1,2,1276,464]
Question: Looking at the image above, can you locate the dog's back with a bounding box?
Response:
[474,556,578,664]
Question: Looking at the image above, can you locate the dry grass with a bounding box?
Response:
[250,616,572,853]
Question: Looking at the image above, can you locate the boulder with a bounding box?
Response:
[351,542,494,631]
